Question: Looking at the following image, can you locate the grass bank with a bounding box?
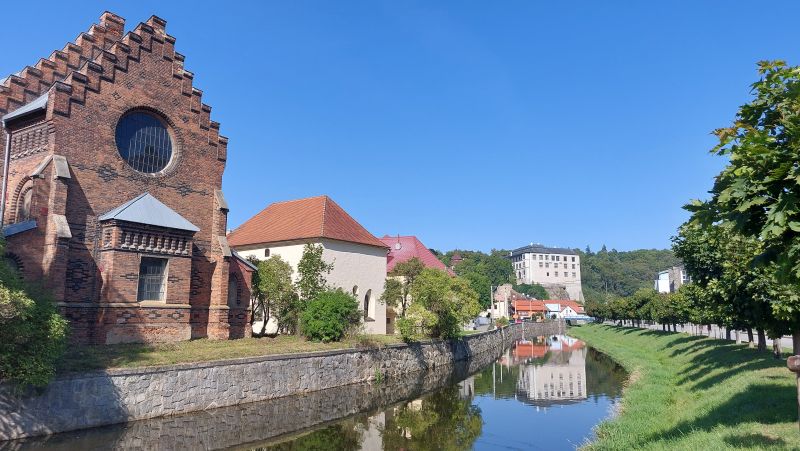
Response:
[570,324,799,450]
[57,334,403,373]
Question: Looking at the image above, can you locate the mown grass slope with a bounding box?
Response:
[570,324,799,450]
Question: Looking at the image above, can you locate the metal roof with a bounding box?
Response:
[2,220,37,237]
[98,193,200,232]
[2,92,49,123]
[509,244,578,257]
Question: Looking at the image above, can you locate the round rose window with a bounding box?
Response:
[115,112,174,174]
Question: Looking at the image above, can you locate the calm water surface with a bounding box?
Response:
[14,335,626,450]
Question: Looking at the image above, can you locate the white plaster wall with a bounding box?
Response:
[233,239,387,334]
[513,251,584,300]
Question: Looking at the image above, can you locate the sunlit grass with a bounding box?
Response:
[571,324,799,450]
[58,334,403,373]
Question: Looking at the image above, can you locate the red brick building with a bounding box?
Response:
[0,12,253,344]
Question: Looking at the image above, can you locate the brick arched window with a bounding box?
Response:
[11,178,33,223]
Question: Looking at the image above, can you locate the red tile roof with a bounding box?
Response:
[512,299,547,313]
[381,235,450,274]
[228,195,388,248]
[513,341,548,359]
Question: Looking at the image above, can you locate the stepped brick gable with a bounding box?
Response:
[1,12,252,344]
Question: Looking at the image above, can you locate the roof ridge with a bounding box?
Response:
[269,194,327,206]
[100,192,148,218]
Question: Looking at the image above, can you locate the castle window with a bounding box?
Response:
[264,248,270,257]
[364,289,372,320]
[116,111,174,174]
[138,257,168,301]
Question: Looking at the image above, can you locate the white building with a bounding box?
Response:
[229,195,388,334]
[508,244,584,301]
[517,336,587,404]
[655,265,689,293]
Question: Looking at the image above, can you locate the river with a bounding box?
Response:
[12,335,626,450]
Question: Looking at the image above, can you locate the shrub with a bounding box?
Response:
[0,243,68,388]
[495,317,510,328]
[397,303,439,342]
[300,289,361,342]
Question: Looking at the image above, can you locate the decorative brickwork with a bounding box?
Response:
[2,12,251,344]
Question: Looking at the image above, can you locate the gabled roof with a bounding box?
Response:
[543,300,585,314]
[513,299,547,313]
[228,195,387,249]
[99,193,199,232]
[381,235,450,274]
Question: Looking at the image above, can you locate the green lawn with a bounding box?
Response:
[57,334,403,373]
[570,324,800,450]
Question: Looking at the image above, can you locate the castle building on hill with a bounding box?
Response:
[507,244,584,301]
[0,12,253,344]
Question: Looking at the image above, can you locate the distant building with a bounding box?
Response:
[508,244,584,301]
[655,265,689,293]
[543,300,585,319]
[517,336,587,405]
[229,195,388,334]
[512,299,547,321]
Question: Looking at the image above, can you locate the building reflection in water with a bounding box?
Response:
[10,337,624,451]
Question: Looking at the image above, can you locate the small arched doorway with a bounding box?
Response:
[363,289,372,320]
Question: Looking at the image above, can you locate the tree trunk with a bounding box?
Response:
[673,323,678,332]
[793,330,800,355]
[259,299,268,336]
[707,324,712,337]
[774,339,782,359]
[747,328,754,345]
[726,328,731,341]
[757,328,767,352]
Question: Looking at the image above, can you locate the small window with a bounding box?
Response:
[19,187,32,222]
[563,263,567,269]
[572,272,576,277]
[572,264,576,269]
[545,262,549,268]
[555,271,559,277]
[264,248,270,257]
[138,257,167,301]
[227,274,241,306]
[352,285,359,297]
[539,262,543,268]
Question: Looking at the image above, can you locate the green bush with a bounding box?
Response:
[0,243,68,388]
[300,289,361,342]
[495,317,510,328]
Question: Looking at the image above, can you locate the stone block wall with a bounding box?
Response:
[0,321,564,441]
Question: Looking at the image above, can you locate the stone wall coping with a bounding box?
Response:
[53,324,518,380]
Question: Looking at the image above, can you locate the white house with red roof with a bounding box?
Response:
[229,195,388,334]
[543,300,586,319]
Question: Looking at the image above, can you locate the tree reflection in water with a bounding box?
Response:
[380,385,483,451]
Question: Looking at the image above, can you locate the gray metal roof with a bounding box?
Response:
[99,193,200,232]
[3,93,49,123]
[232,250,258,271]
[509,244,578,257]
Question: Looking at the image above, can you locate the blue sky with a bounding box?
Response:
[3,1,799,252]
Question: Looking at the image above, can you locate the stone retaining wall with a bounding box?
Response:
[0,321,563,441]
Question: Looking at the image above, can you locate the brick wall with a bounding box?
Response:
[2,13,248,344]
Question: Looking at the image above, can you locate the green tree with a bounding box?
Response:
[296,243,333,303]
[380,257,425,317]
[406,268,481,339]
[513,283,548,299]
[253,255,295,335]
[692,60,800,345]
[0,241,68,388]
